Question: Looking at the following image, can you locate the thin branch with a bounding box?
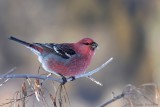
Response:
[0,74,61,82]
[0,67,16,80]
[98,83,160,107]
[66,57,113,83]
[0,57,113,84]
[0,67,16,86]
[0,93,34,106]
[98,93,124,107]
[87,76,103,86]
[75,57,113,78]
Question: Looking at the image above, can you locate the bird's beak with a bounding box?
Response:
[91,42,98,50]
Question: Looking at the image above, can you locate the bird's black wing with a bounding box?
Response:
[34,43,76,59]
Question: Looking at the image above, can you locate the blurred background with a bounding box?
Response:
[0,0,160,107]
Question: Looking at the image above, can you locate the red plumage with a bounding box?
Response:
[9,37,98,77]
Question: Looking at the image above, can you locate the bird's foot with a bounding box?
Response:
[61,76,75,85]
[59,74,75,85]
[58,74,67,85]
[68,76,75,81]
[61,76,67,85]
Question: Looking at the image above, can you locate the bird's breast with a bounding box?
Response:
[41,54,91,76]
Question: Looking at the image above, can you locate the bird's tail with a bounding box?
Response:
[9,36,44,54]
[9,36,32,47]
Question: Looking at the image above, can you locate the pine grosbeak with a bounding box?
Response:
[9,36,98,78]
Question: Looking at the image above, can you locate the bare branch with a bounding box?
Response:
[98,93,124,107]
[98,83,160,107]
[0,67,16,80]
[87,76,103,86]
[0,57,113,84]
[66,57,113,83]
[0,67,16,86]
[0,93,34,106]
[0,74,61,82]
[75,57,113,78]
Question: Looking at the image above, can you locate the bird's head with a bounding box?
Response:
[75,38,98,56]
[77,38,98,50]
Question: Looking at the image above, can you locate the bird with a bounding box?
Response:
[9,36,98,83]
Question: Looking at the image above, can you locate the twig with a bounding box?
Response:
[0,67,16,86]
[98,83,160,107]
[0,74,61,82]
[0,78,10,87]
[0,57,113,84]
[87,76,103,86]
[98,93,124,107]
[75,57,113,78]
[0,93,34,106]
[0,67,16,80]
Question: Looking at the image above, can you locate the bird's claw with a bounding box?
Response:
[61,76,75,85]
[61,76,67,85]
[69,76,75,81]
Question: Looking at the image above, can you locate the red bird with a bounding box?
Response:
[9,36,98,78]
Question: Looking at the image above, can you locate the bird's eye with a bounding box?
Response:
[83,42,90,45]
